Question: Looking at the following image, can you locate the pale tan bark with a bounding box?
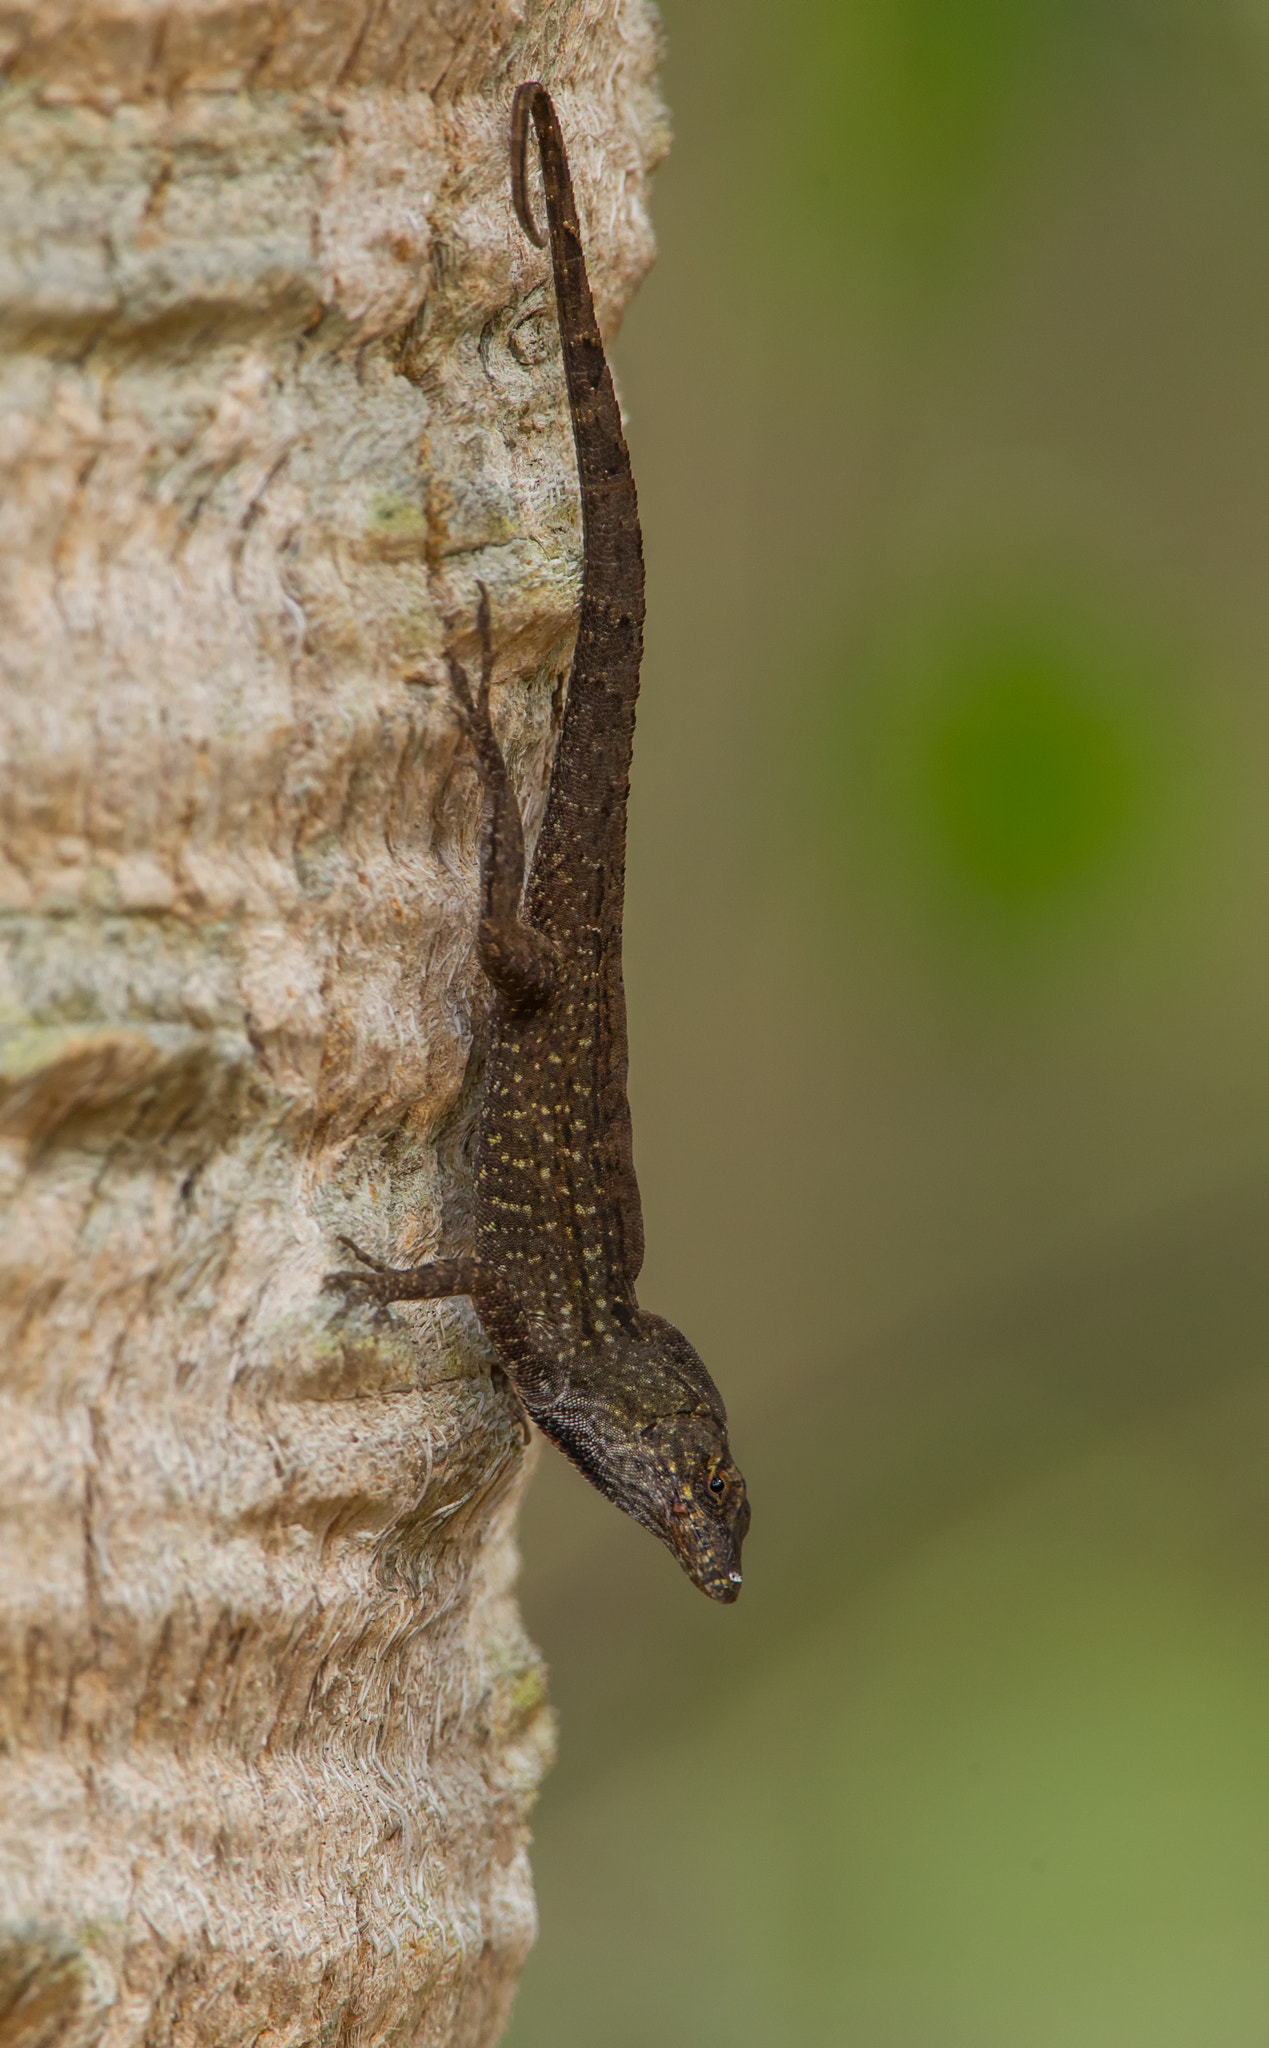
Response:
[0,4,666,2041]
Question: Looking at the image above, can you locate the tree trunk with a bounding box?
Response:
[0,5,665,2041]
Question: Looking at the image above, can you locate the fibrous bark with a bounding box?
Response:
[0,4,666,2042]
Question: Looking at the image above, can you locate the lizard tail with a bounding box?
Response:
[508,81,645,649]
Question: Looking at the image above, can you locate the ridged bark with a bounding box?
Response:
[0,3,666,2041]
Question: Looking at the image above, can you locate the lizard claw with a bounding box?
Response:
[334,1233,393,1275]
[445,651,478,726]
[444,648,500,781]
[324,1235,398,1314]
[445,582,495,732]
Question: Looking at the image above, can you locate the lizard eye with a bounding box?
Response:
[707,1466,727,1499]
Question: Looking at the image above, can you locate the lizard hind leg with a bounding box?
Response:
[475,578,495,705]
[447,589,557,1013]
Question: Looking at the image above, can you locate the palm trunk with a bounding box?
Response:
[0,4,665,2041]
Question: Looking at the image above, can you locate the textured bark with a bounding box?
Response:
[0,4,666,2043]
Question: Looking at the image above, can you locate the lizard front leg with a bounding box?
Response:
[327,1243,535,1443]
[328,1239,559,1425]
[326,1242,483,1308]
[448,584,557,1012]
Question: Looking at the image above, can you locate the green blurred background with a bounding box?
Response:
[505,1,1269,2041]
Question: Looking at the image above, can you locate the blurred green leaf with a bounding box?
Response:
[759,0,1069,274]
[811,586,1193,958]
[922,644,1140,907]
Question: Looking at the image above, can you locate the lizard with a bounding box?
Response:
[330,81,750,1604]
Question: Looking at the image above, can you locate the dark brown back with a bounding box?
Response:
[474,84,647,1311]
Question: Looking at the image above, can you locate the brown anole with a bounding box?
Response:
[332,82,750,1602]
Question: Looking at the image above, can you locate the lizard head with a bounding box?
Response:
[616,1312,750,1601]
[541,1310,751,1602]
[651,1410,751,1603]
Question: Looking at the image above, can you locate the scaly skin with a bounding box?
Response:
[331,83,749,1602]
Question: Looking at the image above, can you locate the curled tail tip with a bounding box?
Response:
[510,79,550,247]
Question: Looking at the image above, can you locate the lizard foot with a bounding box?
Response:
[444,582,498,756]
[334,1234,395,1275]
[325,1237,400,1314]
[326,1251,483,1308]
